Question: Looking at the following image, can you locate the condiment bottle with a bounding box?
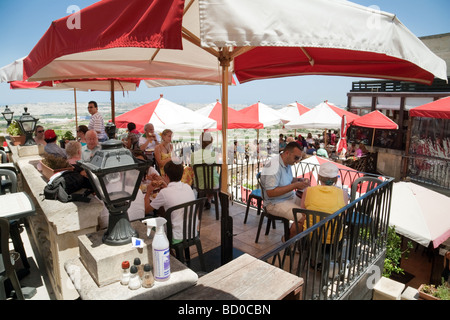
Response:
[120,261,130,285]
[133,257,144,279]
[142,263,155,288]
[128,265,141,290]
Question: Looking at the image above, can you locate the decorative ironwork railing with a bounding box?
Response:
[402,154,450,190]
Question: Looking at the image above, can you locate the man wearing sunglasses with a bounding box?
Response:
[261,142,310,238]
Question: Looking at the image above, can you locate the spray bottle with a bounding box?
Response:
[142,217,170,282]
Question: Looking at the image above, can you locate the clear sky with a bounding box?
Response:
[0,0,448,108]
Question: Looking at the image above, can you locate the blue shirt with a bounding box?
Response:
[260,155,294,205]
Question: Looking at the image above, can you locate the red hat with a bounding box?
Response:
[44,129,57,140]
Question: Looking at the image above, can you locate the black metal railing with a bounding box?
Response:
[402,154,450,190]
[258,174,394,300]
[351,78,450,93]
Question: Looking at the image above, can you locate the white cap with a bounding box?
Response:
[319,162,339,178]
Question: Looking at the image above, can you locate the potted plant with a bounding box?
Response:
[383,226,413,278]
[39,152,73,180]
[6,120,26,146]
[59,130,76,148]
[418,280,450,300]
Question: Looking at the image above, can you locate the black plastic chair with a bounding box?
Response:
[165,197,207,272]
[0,150,7,163]
[0,217,25,300]
[192,163,222,220]
[255,174,290,243]
[0,169,17,195]
[243,172,263,224]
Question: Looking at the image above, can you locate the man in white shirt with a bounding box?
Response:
[87,101,108,142]
[145,160,195,243]
[81,130,101,162]
[139,123,160,161]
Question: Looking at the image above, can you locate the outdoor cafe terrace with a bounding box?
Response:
[3,138,396,301]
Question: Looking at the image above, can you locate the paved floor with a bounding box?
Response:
[8,199,433,300]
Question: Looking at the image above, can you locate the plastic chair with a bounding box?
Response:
[0,217,25,300]
[243,172,263,224]
[255,173,290,243]
[192,163,222,220]
[0,150,7,163]
[165,197,207,272]
[0,169,17,195]
[0,170,31,271]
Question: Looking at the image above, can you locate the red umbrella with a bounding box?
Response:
[196,100,263,131]
[349,110,398,147]
[337,115,348,155]
[409,96,450,119]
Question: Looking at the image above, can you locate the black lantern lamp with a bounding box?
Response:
[105,122,116,140]
[1,105,14,127]
[17,107,39,146]
[80,139,150,245]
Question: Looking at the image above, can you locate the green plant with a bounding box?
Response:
[420,279,450,300]
[383,226,413,278]
[41,153,71,169]
[61,130,75,140]
[6,120,23,136]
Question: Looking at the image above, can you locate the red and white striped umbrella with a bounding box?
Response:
[196,100,263,131]
[278,102,310,123]
[114,94,216,133]
[238,102,289,128]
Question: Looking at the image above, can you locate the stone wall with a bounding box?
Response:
[7,138,104,299]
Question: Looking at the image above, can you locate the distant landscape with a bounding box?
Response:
[0,101,318,146]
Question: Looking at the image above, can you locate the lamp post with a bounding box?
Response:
[80,139,150,245]
[1,105,14,127]
[16,107,39,146]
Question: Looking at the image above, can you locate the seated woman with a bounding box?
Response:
[154,129,192,185]
[300,162,348,243]
[346,142,357,158]
[125,122,145,158]
[44,129,67,158]
[356,143,368,157]
[34,125,47,145]
[77,125,89,146]
[65,141,82,165]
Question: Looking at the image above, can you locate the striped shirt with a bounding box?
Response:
[88,112,107,141]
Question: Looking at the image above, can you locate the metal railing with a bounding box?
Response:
[402,154,450,190]
[258,171,394,300]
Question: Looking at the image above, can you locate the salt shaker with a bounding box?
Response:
[128,265,141,290]
[120,261,130,285]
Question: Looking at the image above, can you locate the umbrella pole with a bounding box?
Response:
[219,48,233,266]
[371,129,375,148]
[110,80,115,124]
[74,88,78,130]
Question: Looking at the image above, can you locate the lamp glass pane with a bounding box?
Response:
[104,169,140,202]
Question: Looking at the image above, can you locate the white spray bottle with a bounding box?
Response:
[142,217,170,282]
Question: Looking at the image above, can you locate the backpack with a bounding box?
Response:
[43,165,93,203]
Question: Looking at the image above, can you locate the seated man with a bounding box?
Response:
[81,130,101,162]
[145,160,195,244]
[260,142,310,239]
[44,129,67,158]
[300,162,348,243]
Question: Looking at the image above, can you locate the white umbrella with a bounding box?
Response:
[390,181,450,248]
